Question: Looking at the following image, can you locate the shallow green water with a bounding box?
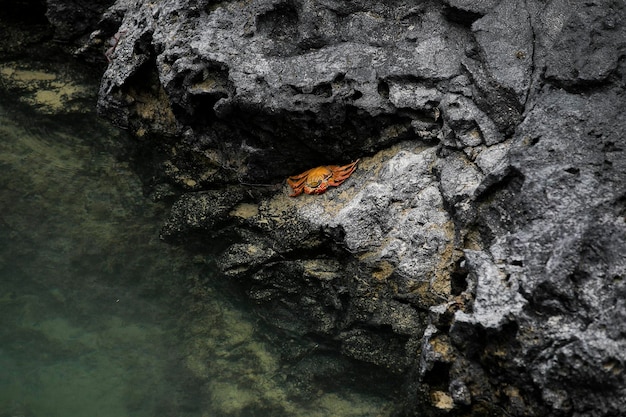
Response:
[0,92,202,416]
[0,66,396,416]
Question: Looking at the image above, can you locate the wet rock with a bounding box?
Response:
[45,0,116,41]
[160,187,246,242]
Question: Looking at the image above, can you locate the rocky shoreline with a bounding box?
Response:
[4,0,625,415]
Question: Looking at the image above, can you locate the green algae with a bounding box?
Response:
[0,62,94,114]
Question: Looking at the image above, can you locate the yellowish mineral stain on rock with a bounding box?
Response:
[431,220,457,297]
[130,81,178,135]
[431,390,454,410]
[229,203,259,219]
[302,259,340,281]
[429,336,454,361]
[372,260,394,281]
[183,178,197,187]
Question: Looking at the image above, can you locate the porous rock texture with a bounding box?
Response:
[84,0,626,415]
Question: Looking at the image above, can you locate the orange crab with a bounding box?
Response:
[287,160,360,197]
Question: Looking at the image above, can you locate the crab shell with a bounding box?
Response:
[287,160,359,197]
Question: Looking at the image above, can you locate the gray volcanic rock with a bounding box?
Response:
[162,144,445,374]
[542,1,625,87]
[90,0,626,416]
[479,87,626,415]
[45,0,115,41]
[472,0,534,105]
[95,0,465,185]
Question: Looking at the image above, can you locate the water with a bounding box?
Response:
[0,71,201,416]
[0,62,395,417]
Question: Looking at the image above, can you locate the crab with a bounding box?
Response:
[105,30,127,63]
[287,160,359,197]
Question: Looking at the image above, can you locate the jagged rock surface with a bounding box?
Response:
[86,0,626,416]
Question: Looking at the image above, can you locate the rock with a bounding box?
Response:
[471,0,534,105]
[94,0,468,184]
[542,1,625,87]
[453,250,526,329]
[439,93,504,148]
[204,143,449,370]
[483,87,626,416]
[442,0,500,17]
[81,0,626,415]
[160,188,246,242]
[46,0,115,41]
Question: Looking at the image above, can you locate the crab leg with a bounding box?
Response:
[328,159,359,184]
[287,168,313,189]
[289,187,303,197]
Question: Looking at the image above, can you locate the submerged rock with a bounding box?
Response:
[62,0,626,415]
